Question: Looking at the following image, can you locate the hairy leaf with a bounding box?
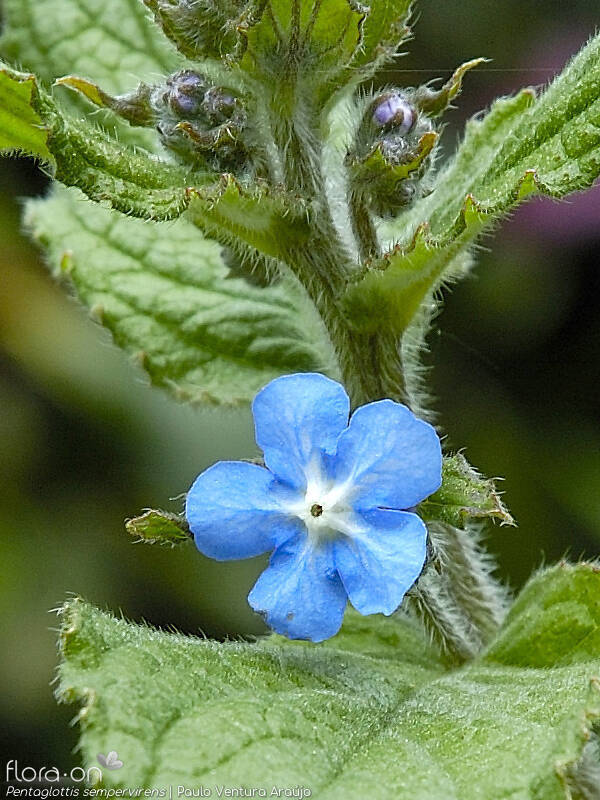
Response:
[239,0,365,95]
[0,67,53,162]
[0,0,181,152]
[58,563,600,796]
[1,0,179,92]
[25,187,335,405]
[348,32,600,334]
[357,0,413,69]
[0,61,193,219]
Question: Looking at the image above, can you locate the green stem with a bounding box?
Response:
[281,223,407,406]
[348,191,379,262]
[406,571,482,664]
[428,521,509,644]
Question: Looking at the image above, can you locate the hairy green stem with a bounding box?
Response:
[281,223,408,406]
[348,191,379,262]
[406,571,482,663]
[187,56,510,660]
[428,520,510,643]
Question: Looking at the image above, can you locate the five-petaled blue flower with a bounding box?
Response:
[186,373,442,642]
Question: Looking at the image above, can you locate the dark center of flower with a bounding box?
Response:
[310,503,324,518]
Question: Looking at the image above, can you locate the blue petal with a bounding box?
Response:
[248,532,347,641]
[186,461,300,561]
[334,509,427,615]
[252,373,350,490]
[332,400,442,510]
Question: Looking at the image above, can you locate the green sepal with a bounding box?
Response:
[55,76,155,127]
[348,130,438,217]
[356,0,413,69]
[419,453,514,529]
[126,510,191,546]
[414,58,487,118]
[0,67,54,163]
[238,0,366,96]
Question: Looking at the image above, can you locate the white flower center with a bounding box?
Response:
[285,458,358,542]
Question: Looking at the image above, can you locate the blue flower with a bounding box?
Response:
[186,373,442,642]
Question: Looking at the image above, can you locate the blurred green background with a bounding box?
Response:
[1,0,599,774]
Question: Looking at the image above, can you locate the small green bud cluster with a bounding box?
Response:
[60,69,251,173]
[55,7,481,226]
[151,70,248,171]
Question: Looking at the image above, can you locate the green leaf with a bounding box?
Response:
[0,61,194,220]
[126,510,191,546]
[350,32,600,335]
[58,563,600,796]
[403,30,600,240]
[419,453,514,529]
[0,67,53,162]
[239,0,365,92]
[357,0,412,69]
[485,562,600,668]
[1,0,179,93]
[0,0,182,152]
[25,186,336,405]
[344,197,485,333]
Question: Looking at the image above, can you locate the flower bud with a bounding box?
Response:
[347,89,437,218]
[165,72,207,117]
[372,93,416,134]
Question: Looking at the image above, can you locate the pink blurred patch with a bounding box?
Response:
[499,28,600,245]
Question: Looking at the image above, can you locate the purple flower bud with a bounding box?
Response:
[177,74,205,92]
[171,92,199,116]
[373,93,415,134]
[167,71,206,118]
[202,87,237,123]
